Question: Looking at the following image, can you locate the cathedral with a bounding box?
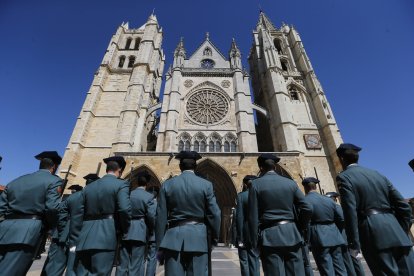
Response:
[59,12,343,242]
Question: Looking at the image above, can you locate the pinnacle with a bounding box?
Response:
[257,11,277,31]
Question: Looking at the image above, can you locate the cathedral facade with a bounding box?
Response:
[60,12,343,242]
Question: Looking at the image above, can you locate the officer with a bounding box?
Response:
[325,191,365,276]
[74,156,131,275]
[41,184,84,276]
[155,151,221,276]
[63,174,100,276]
[145,185,159,276]
[248,153,313,276]
[336,143,414,275]
[116,170,156,276]
[0,151,63,276]
[236,175,260,276]
[302,178,346,276]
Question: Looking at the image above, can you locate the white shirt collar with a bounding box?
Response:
[347,163,358,169]
[183,170,195,173]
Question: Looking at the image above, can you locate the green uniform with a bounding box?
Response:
[236,190,260,276]
[59,190,84,276]
[0,169,62,276]
[41,206,68,276]
[156,171,221,276]
[74,174,131,275]
[337,164,414,275]
[145,198,157,276]
[116,187,156,276]
[305,191,346,276]
[248,171,313,276]
[333,203,365,276]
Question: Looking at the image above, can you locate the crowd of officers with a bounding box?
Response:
[0,143,413,276]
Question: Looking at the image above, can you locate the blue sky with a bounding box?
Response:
[0,0,413,197]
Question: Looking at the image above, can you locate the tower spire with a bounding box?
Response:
[257,11,277,31]
[229,38,241,69]
[173,37,186,67]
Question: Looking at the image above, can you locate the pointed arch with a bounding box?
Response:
[124,165,162,189]
[255,164,293,180]
[196,158,237,243]
[178,132,192,151]
[208,131,222,141]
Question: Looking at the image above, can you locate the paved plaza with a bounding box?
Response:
[28,245,372,276]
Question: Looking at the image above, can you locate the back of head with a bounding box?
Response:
[39,158,55,170]
[302,177,319,194]
[336,143,361,167]
[262,159,276,172]
[179,158,197,171]
[106,161,120,173]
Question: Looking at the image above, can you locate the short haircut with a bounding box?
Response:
[106,161,120,173]
[179,159,197,171]
[341,150,359,164]
[39,158,55,170]
[262,159,276,171]
[137,176,149,186]
[306,182,317,190]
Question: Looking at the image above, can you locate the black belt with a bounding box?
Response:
[5,214,43,220]
[168,218,204,229]
[260,220,293,230]
[361,208,392,217]
[131,215,145,220]
[84,214,114,221]
[311,221,334,225]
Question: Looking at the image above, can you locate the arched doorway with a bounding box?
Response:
[125,165,162,190]
[195,159,237,244]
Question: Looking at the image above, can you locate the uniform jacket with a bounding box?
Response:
[0,169,62,246]
[156,171,221,252]
[236,190,251,246]
[337,164,412,251]
[124,187,156,242]
[148,198,157,242]
[305,192,345,248]
[248,171,313,248]
[75,174,131,251]
[58,191,84,247]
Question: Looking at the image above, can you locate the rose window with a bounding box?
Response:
[186,89,229,125]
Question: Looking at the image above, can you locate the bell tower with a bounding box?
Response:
[59,14,165,184]
[249,12,343,191]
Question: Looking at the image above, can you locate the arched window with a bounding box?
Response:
[194,141,200,152]
[274,39,282,54]
[223,133,237,152]
[200,141,206,152]
[289,87,300,101]
[184,140,191,151]
[134,38,141,50]
[215,141,222,152]
[209,141,214,152]
[273,39,283,55]
[128,56,135,68]
[178,132,192,151]
[224,141,230,152]
[230,141,237,152]
[118,56,125,68]
[178,140,184,151]
[281,60,288,71]
[125,38,132,49]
